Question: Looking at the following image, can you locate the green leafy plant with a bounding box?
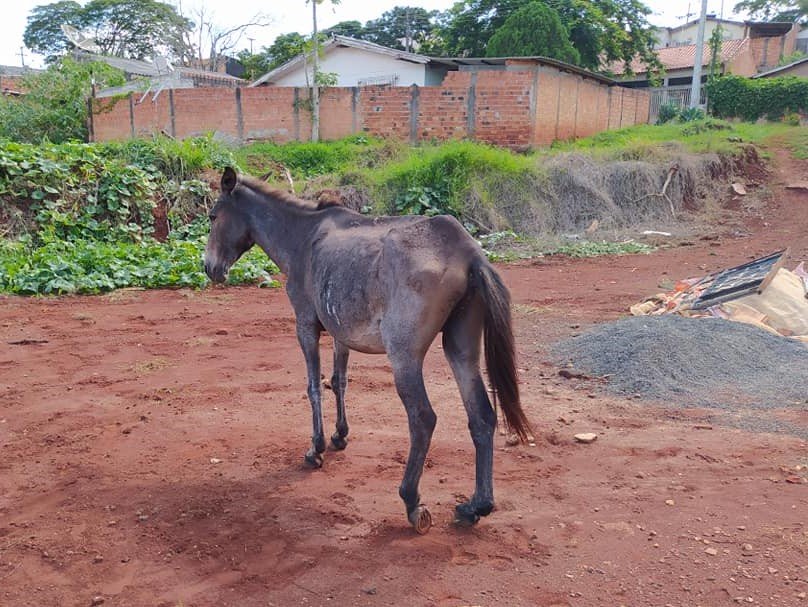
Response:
[656,103,680,124]
[706,75,808,121]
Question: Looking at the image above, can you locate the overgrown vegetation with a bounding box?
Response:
[0,137,279,295]
[2,119,803,296]
[706,75,808,121]
[0,59,125,144]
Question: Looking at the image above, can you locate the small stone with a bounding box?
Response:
[210,458,222,464]
[797,592,806,599]
[93,555,104,563]
[574,433,597,444]
[505,433,521,446]
[665,499,675,506]
[362,587,377,595]
[731,182,747,195]
[91,597,105,606]
[768,567,778,574]
[215,329,228,335]
[704,547,719,556]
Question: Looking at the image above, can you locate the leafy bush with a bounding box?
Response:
[0,137,277,296]
[0,219,278,295]
[678,107,706,122]
[0,58,125,143]
[656,103,680,124]
[706,75,808,121]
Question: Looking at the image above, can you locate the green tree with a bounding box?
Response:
[733,0,808,23]
[0,58,125,143]
[322,20,365,38]
[437,0,659,73]
[486,2,580,63]
[265,32,310,69]
[363,6,439,52]
[235,48,274,81]
[24,0,192,61]
[23,1,84,62]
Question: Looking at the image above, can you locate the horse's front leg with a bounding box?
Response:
[297,321,326,467]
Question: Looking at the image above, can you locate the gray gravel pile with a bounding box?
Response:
[554,315,808,410]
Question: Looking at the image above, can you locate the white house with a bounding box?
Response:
[250,35,449,87]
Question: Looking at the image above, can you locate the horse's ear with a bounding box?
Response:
[221,167,238,195]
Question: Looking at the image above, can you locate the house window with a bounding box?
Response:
[357,74,400,87]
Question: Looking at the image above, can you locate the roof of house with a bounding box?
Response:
[0,65,43,77]
[612,38,750,76]
[91,54,243,84]
[753,55,808,78]
[430,56,618,85]
[252,35,617,87]
[251,35,431,86]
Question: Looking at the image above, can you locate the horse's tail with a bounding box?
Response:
[473,258,533,443]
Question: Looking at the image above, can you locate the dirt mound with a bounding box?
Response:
[554,315,808,410]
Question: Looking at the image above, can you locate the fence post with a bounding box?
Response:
[128,93,135,138]
[409,84,420,144]
[234,87,244,142]
[168,89,176,138]
[467,72,477,140]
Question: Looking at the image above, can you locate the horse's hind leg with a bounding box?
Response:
[442,300,496,525]
[329,341,350,450]
[297,321,326,467]
[390,353,436,534]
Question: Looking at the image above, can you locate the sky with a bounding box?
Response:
[1,0,748,70]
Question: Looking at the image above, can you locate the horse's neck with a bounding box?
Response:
[249,196,318,275]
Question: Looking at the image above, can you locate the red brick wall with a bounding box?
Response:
[534,68,561,145]
[173,88,238,139]
[358,86,412,141]
[91,65,651,148]
[131,91,172,137]
[240,87,298,142]
[474,70,534,148]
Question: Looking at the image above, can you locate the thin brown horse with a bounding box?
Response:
[204,168,532,534]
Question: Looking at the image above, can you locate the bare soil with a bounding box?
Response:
[1,142,807,607]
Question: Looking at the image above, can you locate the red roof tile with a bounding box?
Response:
[611,38,749,75]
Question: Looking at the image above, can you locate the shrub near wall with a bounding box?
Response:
[706,75,808,121]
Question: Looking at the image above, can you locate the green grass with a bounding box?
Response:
[785,127,808,159]
[551,120,798,157]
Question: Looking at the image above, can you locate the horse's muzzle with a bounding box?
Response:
[203,260,228,284]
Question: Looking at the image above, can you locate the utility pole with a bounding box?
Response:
[689,0,708,108]
[18,46,26,68]
[311,0,320,142]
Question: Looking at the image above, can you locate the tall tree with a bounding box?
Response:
[733,0,808,22]
[24,0,192,61]
[174,3,271,72]
[363,6,438,51]
[322,20,365,38]
[437,0,660,73]
[23,1,84,62]
[486,2,580,63]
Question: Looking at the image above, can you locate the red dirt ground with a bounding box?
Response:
[1,143,807,607]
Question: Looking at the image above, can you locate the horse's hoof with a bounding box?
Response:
[409,505,432,535]
[304,451,323,468]
[330,434,348,451]
[453,503,481,527]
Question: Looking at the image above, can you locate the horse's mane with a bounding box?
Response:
[237,174,342,211]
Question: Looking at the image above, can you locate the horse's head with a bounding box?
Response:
[204,167,255,283]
